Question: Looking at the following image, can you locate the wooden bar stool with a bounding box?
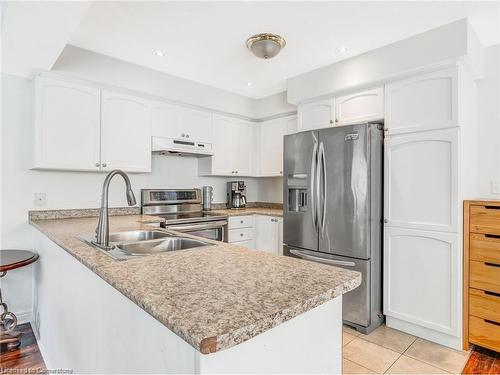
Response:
[0,250,39,351]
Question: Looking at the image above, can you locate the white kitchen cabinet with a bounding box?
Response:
[151,101,183,139]
[385,67,458,135]
[255,215,282,255]
[151,102,212,143]
[297,97,335,131]
[335,87,384,126]
[384,128,458,233]
[384,227,459,336]
[100,90,151,172]
[198,115,253,176]
[33,76,101,171]
[259,119,284,176]
[183,108,212,143]
[383,64,476,350]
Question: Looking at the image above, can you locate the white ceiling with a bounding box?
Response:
[68,1,499,98]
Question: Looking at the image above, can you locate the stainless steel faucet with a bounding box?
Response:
[92,170,136,250]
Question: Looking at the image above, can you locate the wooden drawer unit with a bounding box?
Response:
[470,205,500,235]
[464,200,500,352]
[469,316,500,352]
[469,289,500,323]
[228,215,254,229]
[470,260,500,294]
[470,233,500,263]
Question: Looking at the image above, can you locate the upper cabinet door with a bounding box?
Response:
[297,97,334,131]
[150,101,183,139]
[101,90,151,172]
[209,114,236,175]
[183,109,212,143]
[259,119,284,176]
[233,120,254,176]
[384,128,458,233]
[385,67,458,135]
[335,87,384,126]
[34,77,101,171]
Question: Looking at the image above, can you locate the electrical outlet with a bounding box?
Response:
[490,180,500,195]
[34,193,47,207]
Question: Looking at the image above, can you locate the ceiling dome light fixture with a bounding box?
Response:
[246,33,286,59]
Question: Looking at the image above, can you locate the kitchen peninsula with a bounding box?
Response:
[30,212,360,374]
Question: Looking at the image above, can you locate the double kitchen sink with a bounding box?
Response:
[79,230,210,261]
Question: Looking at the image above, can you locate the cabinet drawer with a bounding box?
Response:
[228,215,254,229]
[470,233,500,263]
[228,227,254,243]
[470,260,500,294]
[469,315,500,352]
[469,288,500,323]
[470,205,500,235]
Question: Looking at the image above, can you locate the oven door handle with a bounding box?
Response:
[165,221,228,232]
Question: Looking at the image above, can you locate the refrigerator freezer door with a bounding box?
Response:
[283,131,319,251]
[284,247,371,328]
[318,124,375,260]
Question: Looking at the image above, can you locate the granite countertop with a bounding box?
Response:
[30,215,360,354]
[208,207,283,217]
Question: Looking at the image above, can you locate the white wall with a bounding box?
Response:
[476,44,500,198]
[0,73,283,323]
[287,19,482,104]
[252,92,296,120]
[52,46,259,119]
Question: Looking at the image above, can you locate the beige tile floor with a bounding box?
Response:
[343,324,471,374]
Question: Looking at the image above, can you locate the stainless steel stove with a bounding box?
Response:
[141,189,228,242]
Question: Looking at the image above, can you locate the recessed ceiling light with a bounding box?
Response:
[153,50,165,57]
[247,81,253,87]
[338,47,348,53]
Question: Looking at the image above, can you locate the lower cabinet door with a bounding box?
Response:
[255,216,279,255]
[383,227,459,336]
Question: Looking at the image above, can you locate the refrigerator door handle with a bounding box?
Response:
[319,142,327,233]
[310,141,318,232]
[289,249,356,267]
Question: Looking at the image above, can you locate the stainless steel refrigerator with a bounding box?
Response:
[283,122,384,334]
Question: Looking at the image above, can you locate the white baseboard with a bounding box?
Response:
[16,310,32,325]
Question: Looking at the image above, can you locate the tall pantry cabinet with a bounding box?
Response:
[383,64,477,349]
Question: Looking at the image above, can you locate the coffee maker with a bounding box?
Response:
[227,181,247,209]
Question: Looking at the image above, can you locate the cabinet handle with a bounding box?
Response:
[485,262,500,268]
[485,291,500,298]
[240,233,244,237]
[329,119,334,124]
[383,218,388,223]
[485,234,500,239]
[181,133,185,137]
[102,163,107,167]
[186,134,190,138]
[484,319,500,327]
[95,162,101,167]
[240,220,244,224]
[485,205,500,210]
